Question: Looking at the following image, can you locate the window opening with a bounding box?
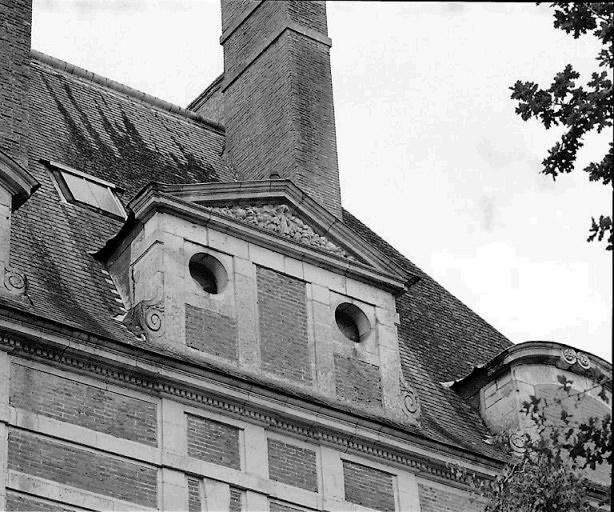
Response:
[46,160,125,218]
[189,253,228,295]
[335,303,371,343]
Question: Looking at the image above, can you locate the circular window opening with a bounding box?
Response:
[335,303,370,343]
[189,253,228,295]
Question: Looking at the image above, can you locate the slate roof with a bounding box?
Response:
[7,52,231,343]
[5,52,512,462]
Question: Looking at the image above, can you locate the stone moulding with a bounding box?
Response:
[208,203,356,261]
[0,149,40,211]
[0,329,500,489]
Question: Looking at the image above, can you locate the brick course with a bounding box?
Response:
[257,267,312,385]
[334,354,382,408]
[342,459,395,512]
[9,364,157,445]
[7,430,158,507]
[267,438,318,492]
[185,303,238,360]
[418,483,478,512]
[186,413,241,470]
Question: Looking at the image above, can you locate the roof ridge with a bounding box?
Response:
[30,49,225,135]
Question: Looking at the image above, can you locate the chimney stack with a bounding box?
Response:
[220,0,343,218]
[1,0,32,170]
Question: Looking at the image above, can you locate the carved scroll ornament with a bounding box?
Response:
[400,374,420,420]
[124,297,164,340]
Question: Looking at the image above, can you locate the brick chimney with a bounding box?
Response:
[0,0,32,170]
[220,0,343,218]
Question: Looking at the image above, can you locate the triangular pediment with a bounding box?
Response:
[118,180,413,294]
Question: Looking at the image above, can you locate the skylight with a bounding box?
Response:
[46,160,126,218]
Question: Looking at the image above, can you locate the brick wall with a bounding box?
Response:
[5,492,76,512]
[334,354,382,408]
[185,304,238,360]
[186,414,241,470]
[257,266,312,385]
[342,460,395,512]
[0,0,31,168]
[9,364,157,445]
[221,0,342,217]
[418,483,479,512]
[7,430,158,507]
[267,438,318,492]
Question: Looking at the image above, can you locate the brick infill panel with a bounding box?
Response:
[257,266,312,385]
[418,483,476,512]
[267,438,318,492]
[187,476,201,512]
[185,304,238,360]
[186,413,241,470]
[5,492,77,512]
[342,459,395,512]
[334,354,382,408]
[7,430,157,508]
[9,364,157,446]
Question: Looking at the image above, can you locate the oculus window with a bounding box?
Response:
[46,160,125,218]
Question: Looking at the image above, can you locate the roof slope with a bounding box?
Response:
[6,53,232,341]
[5,53,511,461]
[343,210,512,455]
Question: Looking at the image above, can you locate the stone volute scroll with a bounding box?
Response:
[400,374,421,422]
[121,264,166,342]
[124,295,165,341]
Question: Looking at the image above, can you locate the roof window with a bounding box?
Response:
[46,160,125,218]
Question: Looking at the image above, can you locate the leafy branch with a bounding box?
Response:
[510,2,613,249]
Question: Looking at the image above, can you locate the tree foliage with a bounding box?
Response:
[510,2,613,250]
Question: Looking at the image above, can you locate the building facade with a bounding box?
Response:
[0,1,610,511]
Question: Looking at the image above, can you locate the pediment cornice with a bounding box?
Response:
[119,180,413,295]
[0,149,40,210]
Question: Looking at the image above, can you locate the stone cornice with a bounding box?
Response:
[0,315,504,488]
[0,149,40,211]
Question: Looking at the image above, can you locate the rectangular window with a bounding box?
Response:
[45,160,126,218]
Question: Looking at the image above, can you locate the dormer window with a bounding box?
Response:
[46,160,126,218]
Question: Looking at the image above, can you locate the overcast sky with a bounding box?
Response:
[32,1,612,362]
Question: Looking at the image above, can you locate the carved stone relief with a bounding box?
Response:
[559,347,591,371]
[208,203,356,261]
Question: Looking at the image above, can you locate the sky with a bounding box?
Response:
[31,1,612,362]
